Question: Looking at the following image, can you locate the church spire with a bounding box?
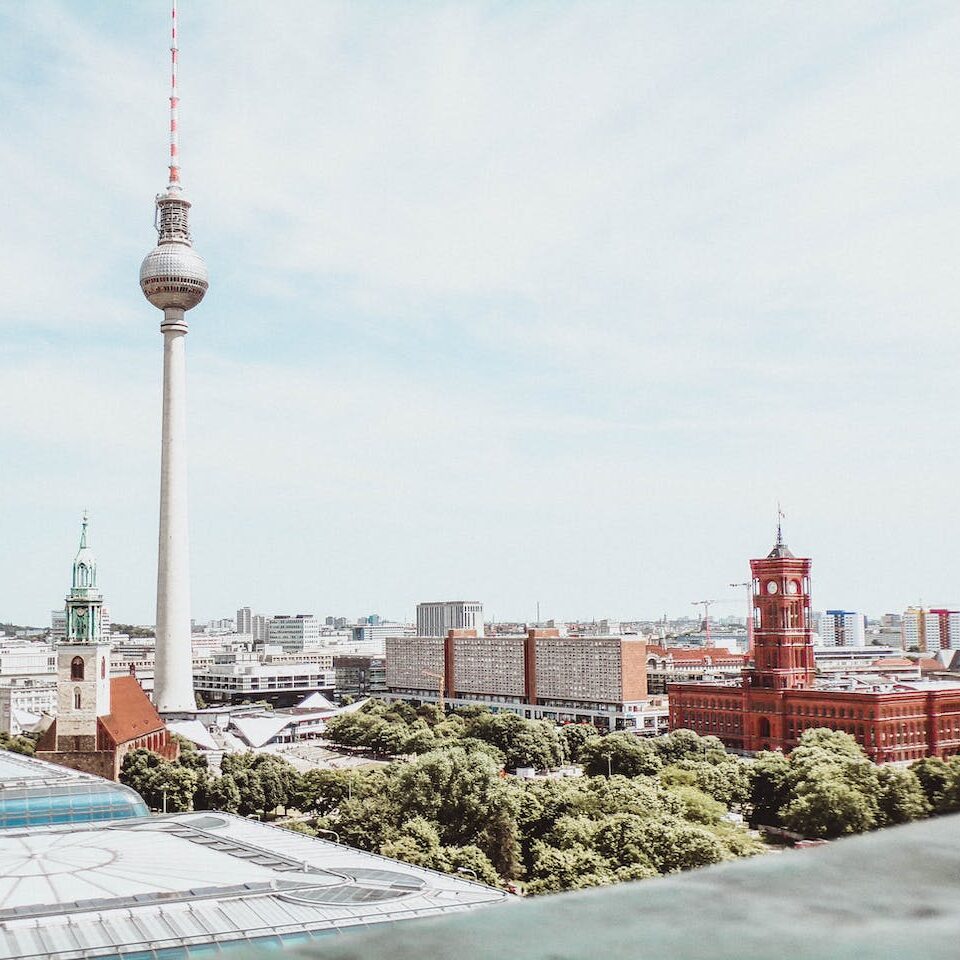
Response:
[72,512,99,594]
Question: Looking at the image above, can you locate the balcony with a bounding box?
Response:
[243,814,960,959]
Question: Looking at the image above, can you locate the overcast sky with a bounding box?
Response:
[2,1,959,626]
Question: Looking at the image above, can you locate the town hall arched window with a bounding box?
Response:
[71,656,85,681]
[74,688,81,710]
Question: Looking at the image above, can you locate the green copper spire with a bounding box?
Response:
[65,512,103,643]
[71,512,99,594]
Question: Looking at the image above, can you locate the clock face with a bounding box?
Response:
[766,581,779,595]
[786,580,799,595]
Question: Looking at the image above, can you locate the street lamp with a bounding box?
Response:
[456,867,477,880]
[316,829,341,844]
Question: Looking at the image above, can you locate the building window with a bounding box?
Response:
[101,658,106,679]
[74,688,81,710]
[71,656,85,681]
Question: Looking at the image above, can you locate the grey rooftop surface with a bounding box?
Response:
[267,814,960,960]
[0,812,506,959]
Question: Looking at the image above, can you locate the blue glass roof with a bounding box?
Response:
[0,751,148,828]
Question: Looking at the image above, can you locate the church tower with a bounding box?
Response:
[55,513,112,748]
[747,524,815,691]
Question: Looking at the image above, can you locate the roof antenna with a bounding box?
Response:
[168,0,180,188]
[776,502,785,546]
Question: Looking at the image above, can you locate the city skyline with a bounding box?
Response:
[4,3,960,624]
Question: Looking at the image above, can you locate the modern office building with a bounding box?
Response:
[351,621,409,653]
[669,530,960,763]
[0,812,506,960]
[0,751,148,830]
[0,680,57,735]
[335,655,387,700]
[386,628,649,731]
[194,650,335,706]
[0,640,55,681]
[416,601,485,637]
[813,610,866,647]
[266,614,321,651]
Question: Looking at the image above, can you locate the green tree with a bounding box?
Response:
[559,724,595,763]
[0,731,37,755]
[579,733,662,778]
[876,766,930,826]
[465,713,562,771]
[391,747,522,878]
[206,773,241,813]
[911,756,952,812]
[233,768,266,817]
[748,750,791,825]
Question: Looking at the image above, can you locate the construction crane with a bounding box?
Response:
[691,600,716,646]
[423,670,445,712]
[730,581,754,651]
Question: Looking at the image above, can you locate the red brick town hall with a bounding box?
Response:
[668,531,960,763]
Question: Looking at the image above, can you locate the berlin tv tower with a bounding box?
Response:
[140,0,208,713]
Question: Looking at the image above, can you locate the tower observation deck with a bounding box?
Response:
[140,0,207,714]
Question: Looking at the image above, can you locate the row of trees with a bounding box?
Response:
[112,703,960,894]
[289,730,764,893]
[121,740,301,816]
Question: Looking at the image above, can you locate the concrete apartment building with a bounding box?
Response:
[903,607,960,652]
[812,610,866,646]
[416,601,484,637]
[386,628,651,731]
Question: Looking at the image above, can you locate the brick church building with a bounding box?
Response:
[668,529,960,764]
[37,516,178,780]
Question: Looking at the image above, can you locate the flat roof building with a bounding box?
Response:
[0,812,506,959]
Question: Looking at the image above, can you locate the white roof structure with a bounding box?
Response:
[296,692,336,711]
[166,718,219,751]
[0,812,507,959]
[231,698,370,748]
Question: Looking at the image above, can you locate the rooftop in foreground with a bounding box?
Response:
[0,812,506,960]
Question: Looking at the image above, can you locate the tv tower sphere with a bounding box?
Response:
[143,0,207,714]
[139,186,209,312]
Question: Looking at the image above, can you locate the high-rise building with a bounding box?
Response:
[902,608,943,652]
[813,610,866,647]
[140,3,209,714]
[50,610,66,642]
[37,516,177,779]
[267,615,321,652]
[416,601,484,637]
[236,607,253,635]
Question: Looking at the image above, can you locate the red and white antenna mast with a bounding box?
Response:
[168,0,180,187]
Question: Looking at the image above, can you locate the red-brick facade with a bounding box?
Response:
[669,536,960,763]
[37,675,179,781]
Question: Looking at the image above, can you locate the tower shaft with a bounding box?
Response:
[154,308,194,712]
